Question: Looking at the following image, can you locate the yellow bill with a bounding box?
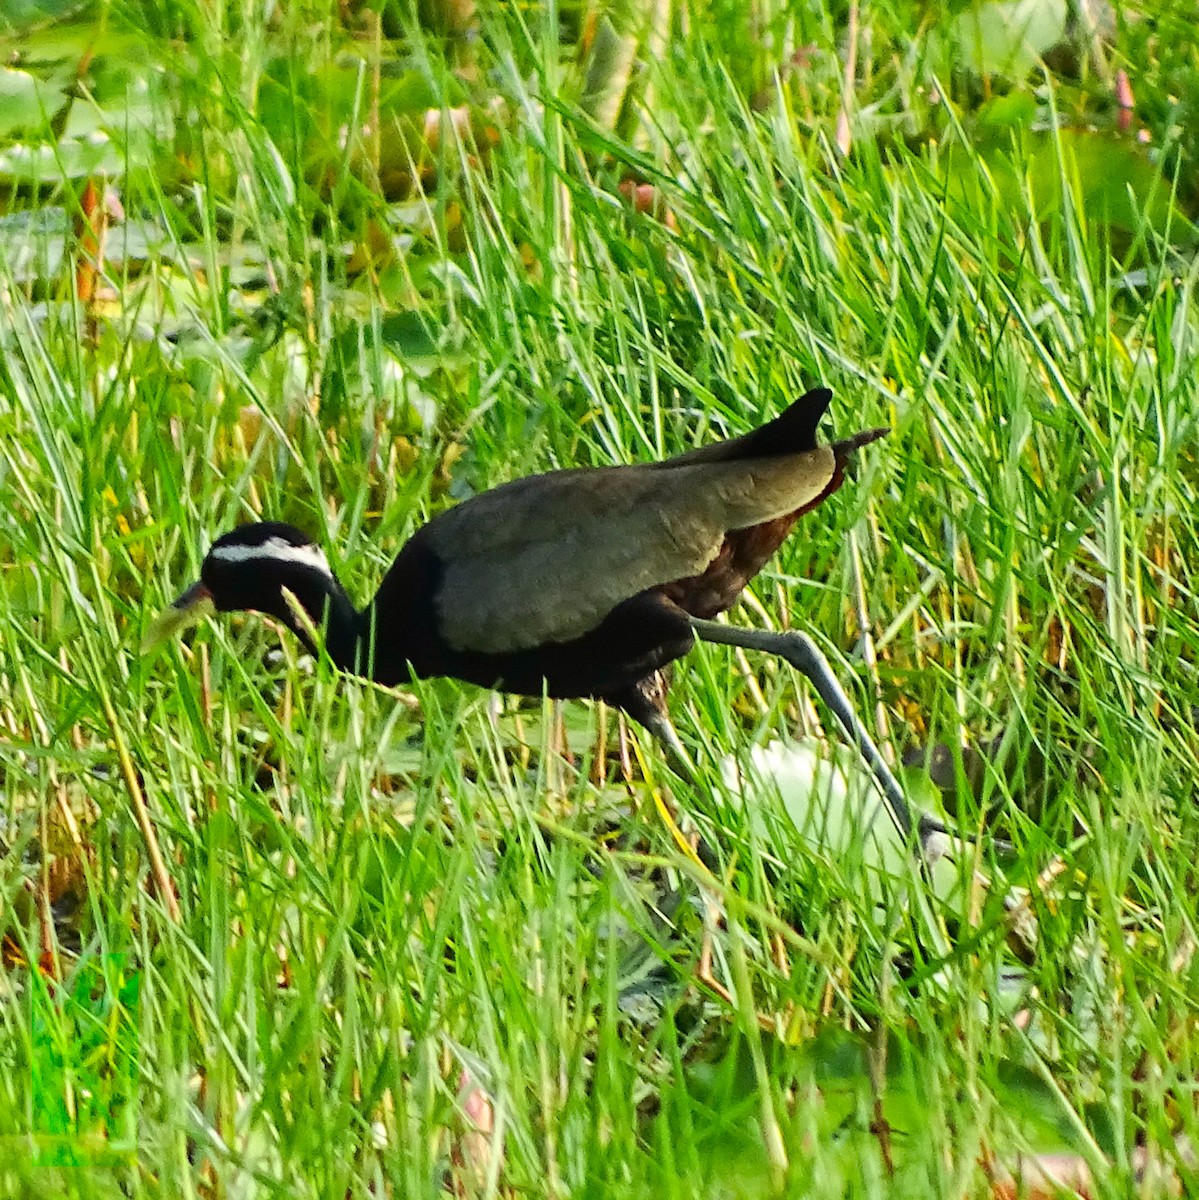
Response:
[141,582,215,653]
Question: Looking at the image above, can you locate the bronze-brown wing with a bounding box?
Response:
[424,448,838,654]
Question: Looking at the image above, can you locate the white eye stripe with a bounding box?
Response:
[209,537,333,579]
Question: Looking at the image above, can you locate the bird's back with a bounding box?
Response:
[415,389,883,654]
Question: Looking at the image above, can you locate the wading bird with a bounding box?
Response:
[144,388,917,839]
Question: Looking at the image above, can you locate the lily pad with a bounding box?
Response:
[720,738,966,909]
[0,0,82,36]
[951,0,1069,79]
[0,67,64,138]
[940,129,1189,242]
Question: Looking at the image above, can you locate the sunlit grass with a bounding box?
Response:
[1,0,1198,1195]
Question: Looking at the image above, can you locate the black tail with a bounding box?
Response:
[662,387,837,467]
[740,387,833,457]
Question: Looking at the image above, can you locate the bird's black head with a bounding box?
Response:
[144,521,363,669]
[200,522,336,618]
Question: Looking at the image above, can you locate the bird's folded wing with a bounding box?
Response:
[425,449,836,654]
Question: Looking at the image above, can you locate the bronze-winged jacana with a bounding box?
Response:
[144,387,917,840]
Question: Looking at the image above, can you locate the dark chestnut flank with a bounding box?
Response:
[146,389,884,725]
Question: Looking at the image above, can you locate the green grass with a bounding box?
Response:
[2,0,1199,1195]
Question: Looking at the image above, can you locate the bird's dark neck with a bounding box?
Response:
[274,535,445,687]
[273,574,366,676]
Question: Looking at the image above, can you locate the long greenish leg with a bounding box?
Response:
[688,619,915,843]
[638,705,697,784]
[607,680,698,784]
